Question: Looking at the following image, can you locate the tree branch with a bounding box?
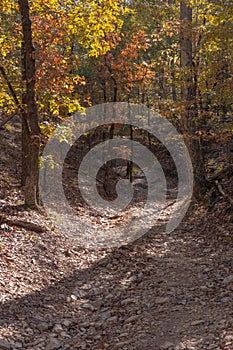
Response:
[0,65,21,107]
[0,112,18,128]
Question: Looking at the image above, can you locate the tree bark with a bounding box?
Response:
[18,0,40,208]
[180,1,208,200]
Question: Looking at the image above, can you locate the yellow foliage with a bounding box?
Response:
[0,0,129,117]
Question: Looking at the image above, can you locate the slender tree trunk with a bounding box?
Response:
[171,56,177,102]
[21,42,29,187]
[180,1,207,200]
[111,76,118,103]
[126,125,133,182]
[18,0,40,208]
[104,123,115,195]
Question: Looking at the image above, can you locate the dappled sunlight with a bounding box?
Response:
[1,0,233,348]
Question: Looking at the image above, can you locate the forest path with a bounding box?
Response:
[0,205,232,350]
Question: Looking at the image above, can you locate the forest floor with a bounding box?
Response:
[0,120,233,350]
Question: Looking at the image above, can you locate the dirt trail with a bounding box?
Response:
[0,208,232,350]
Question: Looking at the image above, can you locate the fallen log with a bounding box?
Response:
[0,214,48,233]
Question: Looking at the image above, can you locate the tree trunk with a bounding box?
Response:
[171,56,177,102]
[104,123,115,196]
[126,125,133,182]
[18,0,40,208]
[180,1,208,200]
